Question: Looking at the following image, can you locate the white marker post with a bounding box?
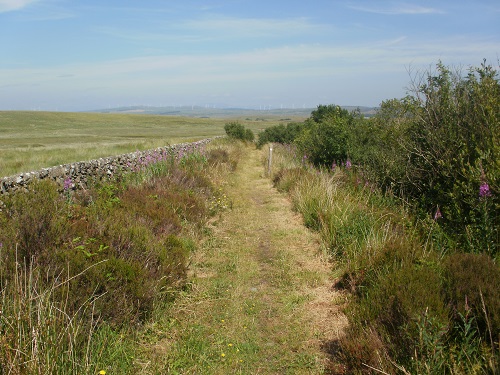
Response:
[268,143,273,176]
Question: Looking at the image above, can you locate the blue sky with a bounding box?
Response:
[1,0,499,111]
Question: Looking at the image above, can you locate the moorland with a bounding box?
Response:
[0,108,315,178]
[0,61,498,374]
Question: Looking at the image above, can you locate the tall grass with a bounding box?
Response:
[268,143,499,374]
[0,255,131,374]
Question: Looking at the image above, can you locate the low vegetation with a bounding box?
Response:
[0,139,240,374]
[224,121,255,142]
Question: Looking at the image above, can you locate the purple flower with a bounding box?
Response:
[479,183,492,198]
[64,177,72,190]
[331,162,337,171]
[345,159,352,170]
[434,208,442,220]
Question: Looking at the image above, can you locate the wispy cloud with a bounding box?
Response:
[0,0,38,13]
[2,35,495,87]
[94,16,330,43]
[182,16,329,37]
[348,2,444,15]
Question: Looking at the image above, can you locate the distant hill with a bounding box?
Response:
[87,105,378,118]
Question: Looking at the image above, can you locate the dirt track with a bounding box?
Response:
[143,145,347,374]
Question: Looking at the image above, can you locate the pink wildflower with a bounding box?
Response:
[479,182,492,198]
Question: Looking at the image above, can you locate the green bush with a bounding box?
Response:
[295,104,359,166]
[224,122,254,142]
[256,122,304,148]
[350,97,415,195]
[404,62,499,256]
[2,180,68,263]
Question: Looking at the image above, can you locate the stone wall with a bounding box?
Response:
[0,138,214,195]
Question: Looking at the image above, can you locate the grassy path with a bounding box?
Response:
[140,145,347,374]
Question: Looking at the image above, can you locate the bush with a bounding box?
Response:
[2,180,68,263]
[350,97,415,195]
[224,122,254,142]
[295,104,358,166]
[256,122,304,148]
[404,62,499,256]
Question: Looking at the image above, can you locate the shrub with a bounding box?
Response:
[350,97,415,195]
[224,122,254,141]
[295,104,358,166]
[404,62,499,256]
[2,180,68,263]
[256,122,304,148]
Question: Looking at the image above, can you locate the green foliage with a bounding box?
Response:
[256,122,304,148]
[349,97,415,194]
[2,180,68,262]
[224,122,255,142]
[295,104,358,166]
[403,61,499,256]
[269,143,498,374]
[443,253,500,341]
[309,104,351,123]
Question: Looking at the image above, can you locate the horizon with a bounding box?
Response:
[1,0,499,112]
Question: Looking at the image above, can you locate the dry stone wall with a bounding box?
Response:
[0,138,214,195]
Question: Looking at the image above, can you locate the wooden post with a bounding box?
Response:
[268,143,273,176]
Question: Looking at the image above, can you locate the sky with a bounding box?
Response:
[0,0,499,111]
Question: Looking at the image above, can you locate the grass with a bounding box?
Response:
[135,143,346,374]
[3,108,495,373]
[2,138,342,374]
[0,110,306,177]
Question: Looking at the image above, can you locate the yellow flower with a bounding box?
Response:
[228,343,233,347]
[99,371,106,375]
[221,353,226,357]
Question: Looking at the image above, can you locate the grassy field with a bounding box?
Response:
[0,110,305,177]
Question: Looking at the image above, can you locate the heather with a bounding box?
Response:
[0,139,239,374]
[0,60,497,374]
[269,143,498,374]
